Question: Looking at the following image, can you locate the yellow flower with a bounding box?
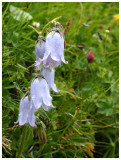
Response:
[105,30,109,33]
[113,14,119,21]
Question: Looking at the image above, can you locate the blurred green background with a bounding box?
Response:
[2,2,119,158]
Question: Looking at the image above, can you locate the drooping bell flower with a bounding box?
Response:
[42,31,68,68]
[30,78,55,111]
[35,41,45,60]
[15,96,36,127]
[41,68,59,92]
[87,51,94,63]
[35,39,45,70]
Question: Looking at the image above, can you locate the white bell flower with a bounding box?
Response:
[41,68,59,92]
[15,96,36,127]
[35,40,45,70]
[42,31,68,68]
[35,41,45,61]
[30,78,55,111]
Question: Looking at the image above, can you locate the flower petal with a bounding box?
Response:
[51,32,64,61]
[51,58,61,67]
[40,78,52,106]
[28,104,36,127]
[16,96,30,126]
[42,31,67,67]
[15,96,36,127]
[42,102,55,111]
[30,78,42,110]
[61,53,68,64]
[41,68,59,92]
[30,78,54,110]
[43,55,51,68]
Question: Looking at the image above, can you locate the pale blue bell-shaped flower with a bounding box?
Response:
[35,40,45,70]
[30,78,55,111]
[35,41,45,60]
[42,31,68,68]
[15,96,36,127]
[41,68,59,92]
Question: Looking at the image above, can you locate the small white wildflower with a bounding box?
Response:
[32,21,40,28]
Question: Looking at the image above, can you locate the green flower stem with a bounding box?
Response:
[42,16,62,35]
[16,125,27,158]
[28,17,62,36]
[28,25,40,35]
[57,114,76,143]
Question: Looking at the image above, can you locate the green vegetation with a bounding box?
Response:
[2,2,119,158]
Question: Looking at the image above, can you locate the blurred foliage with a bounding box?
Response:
[2,2,119,158]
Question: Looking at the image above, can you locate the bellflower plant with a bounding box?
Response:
[15,18,68,158]
[16,19,68,129]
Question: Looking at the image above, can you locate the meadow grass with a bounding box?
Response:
[2,2,119,158]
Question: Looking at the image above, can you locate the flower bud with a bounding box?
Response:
[37,122,47,144]
[32,21,40,28]
[34,38,45,70]
[87,51,94,63]
[35,41,45,61]
[99,24,104,29]
[33,127,38,138]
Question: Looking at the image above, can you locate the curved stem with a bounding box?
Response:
[28,25,40,35]
[28,16,62,36]
[16,125,27,158]
[42,16,62,35]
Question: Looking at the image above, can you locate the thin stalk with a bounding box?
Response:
[42,16,62,35]
[16,125,27,158]
[57,112,77,143]
[28,16,62,36]
[28,25,40,35]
